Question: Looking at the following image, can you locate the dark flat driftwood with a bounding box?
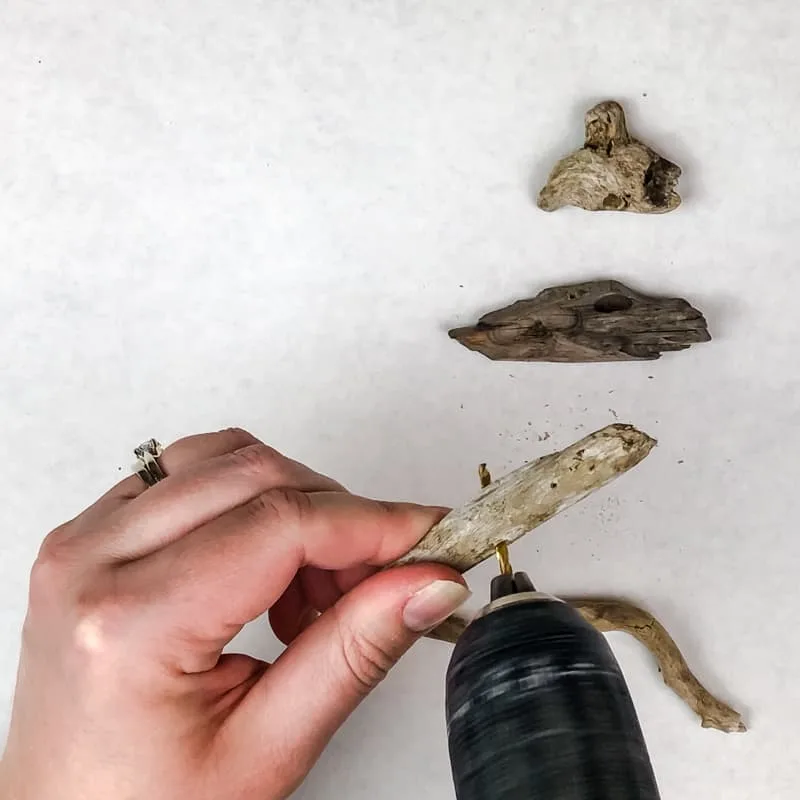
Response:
[537,100,682,213]
[389,425,745,734]
[448,280,710,362]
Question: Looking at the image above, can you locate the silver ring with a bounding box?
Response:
[134,438,166,486]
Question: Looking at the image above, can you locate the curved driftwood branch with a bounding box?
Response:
[568,599,746,733]
[426,601,745,734]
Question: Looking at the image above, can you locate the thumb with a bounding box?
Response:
[227,564,470,788]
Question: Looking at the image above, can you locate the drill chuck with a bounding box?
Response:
[444,576,661,799]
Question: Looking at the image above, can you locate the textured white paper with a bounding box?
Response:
[1,1,798,797]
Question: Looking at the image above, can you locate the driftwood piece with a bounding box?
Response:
[426,600,745,734]
[389,425,745,734]
[448,280,711,363]
[570,599,746,732]
[392,423,656,573]
[537,100,681,213]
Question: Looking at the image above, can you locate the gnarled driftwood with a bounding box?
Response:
[537,100,681,213]
[449,280,711,362]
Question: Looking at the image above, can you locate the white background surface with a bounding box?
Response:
[1,1,798,797]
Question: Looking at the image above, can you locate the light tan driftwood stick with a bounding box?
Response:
[392,423,656,573]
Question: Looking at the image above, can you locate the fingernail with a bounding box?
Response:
[403,580,471,633]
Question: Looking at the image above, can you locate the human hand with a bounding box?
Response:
[0,428,470,799]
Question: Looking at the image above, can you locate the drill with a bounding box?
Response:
[444,544,662,799]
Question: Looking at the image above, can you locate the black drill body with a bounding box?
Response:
[444,572,661,800]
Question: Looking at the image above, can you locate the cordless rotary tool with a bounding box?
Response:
[444,543,661,800]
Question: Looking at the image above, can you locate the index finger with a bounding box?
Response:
[63,434,344,562]
[122,490,449,673]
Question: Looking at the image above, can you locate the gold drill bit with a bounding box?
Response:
[495,541,512,576]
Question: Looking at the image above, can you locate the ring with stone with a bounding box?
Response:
[133,438,167,487]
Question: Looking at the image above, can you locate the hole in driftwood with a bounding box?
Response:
[594,294,633,313]
[602,193,622,209]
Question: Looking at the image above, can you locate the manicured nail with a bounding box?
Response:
[430,506,453,519]
[403,580,471,633]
